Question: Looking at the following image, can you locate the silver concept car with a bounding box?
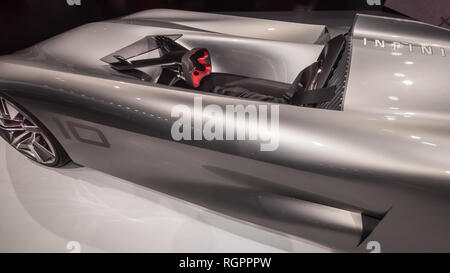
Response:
[0,9,449,252]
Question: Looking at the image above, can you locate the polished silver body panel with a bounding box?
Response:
[0,10,449,252]
[347,14,450,117]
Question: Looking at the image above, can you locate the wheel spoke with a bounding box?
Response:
[11,130,32,147]
[4,101,20,120]
[0,127,13,143]
[19,149,37,160]
[0,98,9,118]
[22,124,41,133]
[33,138,56,163]
[29,144,43,163]
[0,118,22,128]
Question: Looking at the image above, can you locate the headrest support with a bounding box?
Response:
[181,48,211,87]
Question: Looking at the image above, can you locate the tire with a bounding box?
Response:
[0,95,71,167]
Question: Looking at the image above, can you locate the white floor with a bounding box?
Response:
[0,141,330,253]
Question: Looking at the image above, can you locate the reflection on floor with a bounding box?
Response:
[0,141,330,253]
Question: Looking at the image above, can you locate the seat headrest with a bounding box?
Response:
[181,48,212,88]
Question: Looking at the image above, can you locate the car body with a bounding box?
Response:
[0,9,449,252]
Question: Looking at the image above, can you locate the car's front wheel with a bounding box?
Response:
[0,95,70,167]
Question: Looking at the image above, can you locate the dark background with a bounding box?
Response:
[0,0,437,55]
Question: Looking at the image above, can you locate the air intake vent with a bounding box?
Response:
[318,34,352,111]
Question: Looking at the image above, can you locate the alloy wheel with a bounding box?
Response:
[0,96,57,165]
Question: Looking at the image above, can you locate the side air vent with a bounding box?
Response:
[318,34,352,111]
